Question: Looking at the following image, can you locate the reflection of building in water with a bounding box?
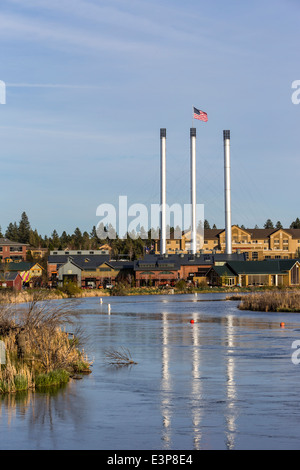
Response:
[159,309,242,450]
[224,315,237,450]
[191,312,203,449]
[161,312,172,446]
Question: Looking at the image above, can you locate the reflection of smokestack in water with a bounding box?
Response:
[160,129,167,255]
[223,130,232,255]
[190,128,197,254]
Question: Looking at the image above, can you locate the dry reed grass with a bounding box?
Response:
[0,293,92,393]
[239,291,300,312]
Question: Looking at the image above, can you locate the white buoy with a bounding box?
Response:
[108,304,111,314]
[100,298,103,304]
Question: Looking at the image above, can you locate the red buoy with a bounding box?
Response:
[280,322,285,328]
[190,319,195,324]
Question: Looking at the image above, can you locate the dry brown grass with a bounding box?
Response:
[0,294,92,393]
[238,291,300,312]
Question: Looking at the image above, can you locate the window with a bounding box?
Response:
[252,252,258,260]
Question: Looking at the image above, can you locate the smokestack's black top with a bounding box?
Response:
[190,128,196,137]
[160,128,166,138]
[223,130,230,140]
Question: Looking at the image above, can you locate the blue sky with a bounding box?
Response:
[0,0,299,237]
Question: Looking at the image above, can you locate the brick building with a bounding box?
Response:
[0,238,28,262]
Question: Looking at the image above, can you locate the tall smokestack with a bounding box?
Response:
[160,128,167,255]
[223,130,232,255]
[190,128,197,254]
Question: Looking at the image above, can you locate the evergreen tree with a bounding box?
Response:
[290,218,300,229]
[5,222,19,241]
[18,211,31,243]
[263,219,274,229]
[51,229,60,248]
[82,231,91,250]
[29,229,42,247]
[60,231,70,249]
[204,219,211,229]
[275,221,283,229]
[72,227,83,249]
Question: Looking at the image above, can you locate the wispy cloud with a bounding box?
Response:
[6,83,102,89]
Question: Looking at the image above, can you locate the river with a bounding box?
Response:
[1,293,300,450]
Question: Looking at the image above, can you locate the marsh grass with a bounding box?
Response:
[0,293,92,393]
[238,291,300,312]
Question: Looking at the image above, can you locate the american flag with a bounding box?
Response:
[193,107,208,122]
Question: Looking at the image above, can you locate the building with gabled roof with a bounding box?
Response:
[134,252,246,287]
[0,272,23,291]
[0,261,44,286]
[154,226,300,260]
[208,259,300,287]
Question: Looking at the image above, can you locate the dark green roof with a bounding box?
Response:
[227,260,299,275]
[0,261,35,272]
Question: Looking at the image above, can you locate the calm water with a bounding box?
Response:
[1,293,300,450]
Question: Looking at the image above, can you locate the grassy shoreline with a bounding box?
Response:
[1,284,299,304]
[0,296,92,394]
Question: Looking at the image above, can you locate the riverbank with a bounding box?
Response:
[1,285,298,305]
[0,288,110,305]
